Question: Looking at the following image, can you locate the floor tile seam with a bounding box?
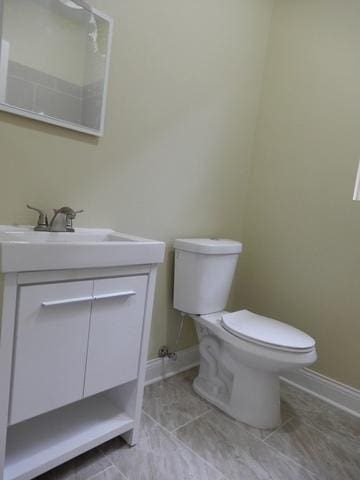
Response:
[260,415,294,442]
[96,446,114,463]
[143,404,315,478]
[108,463,129,480]
[98,446,130,480]
[205,414,270,446]
[170,408,213,433]
[179,408,319,479]
[173,433,226,479]
[144,410,319,480]
[142,410,225,478]
[208,411,294,446]
[262,436,320,478]
[86,465,125,480]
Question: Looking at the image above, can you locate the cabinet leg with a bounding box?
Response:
[122,427,138,447]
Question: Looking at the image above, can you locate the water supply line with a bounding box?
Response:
[158,312,185,361]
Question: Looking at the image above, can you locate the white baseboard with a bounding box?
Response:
[145,345,360,417]
[281,368,360,417]
[145,345,200,386]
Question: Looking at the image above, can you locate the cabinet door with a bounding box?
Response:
[10,281,93,425]
[84,275,148,397]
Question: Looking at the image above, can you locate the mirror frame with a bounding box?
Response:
[0,0,113,136]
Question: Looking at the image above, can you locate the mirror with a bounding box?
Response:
[0,0,113,136]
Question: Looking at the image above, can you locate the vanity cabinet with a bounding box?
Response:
[0,263,163,480]
[10,275,148,426]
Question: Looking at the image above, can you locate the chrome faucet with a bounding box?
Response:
[27,205,83,232]
[49,207,84,232]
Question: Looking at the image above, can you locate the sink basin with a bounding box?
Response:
[0,226,165,272]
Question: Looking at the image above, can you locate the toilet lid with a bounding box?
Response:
[221,310,315,352]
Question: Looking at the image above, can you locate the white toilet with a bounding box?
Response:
[173,238,317,429]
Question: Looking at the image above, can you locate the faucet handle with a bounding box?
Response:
[66,209,84,231]
[27,205,48,231]
[72,209,84,218]
[53,207,84,218]
[61,208,84,232]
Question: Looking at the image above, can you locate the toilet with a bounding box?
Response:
[173,238,317,429]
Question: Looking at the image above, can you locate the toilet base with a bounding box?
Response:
[193,365,281,430]
[193,319,282,429]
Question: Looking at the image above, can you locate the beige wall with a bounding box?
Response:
[242,0,360,388]
[0,0,273,359]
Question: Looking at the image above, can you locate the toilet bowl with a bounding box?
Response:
[173,238,317,429]
[192,310,316,428]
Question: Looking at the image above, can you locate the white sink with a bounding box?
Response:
[0,226,165,272]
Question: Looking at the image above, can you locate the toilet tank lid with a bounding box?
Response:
[174,238,242,255]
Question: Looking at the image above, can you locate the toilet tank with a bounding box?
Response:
[173,238,242,315]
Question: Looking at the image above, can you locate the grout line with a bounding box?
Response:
[174,432,226,478]
[262,432,320,478]
[171,408,213,433]
[98,446,130,480]
[86,465,112,480]
[261,416,294,442]
[86,465,123,480]
[109,464,129,480]
[264,442,321,478]
[203,403,294,446]
[206,405,269,445]
[142,410,225,478]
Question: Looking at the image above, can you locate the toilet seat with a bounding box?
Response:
[221,310,315,353]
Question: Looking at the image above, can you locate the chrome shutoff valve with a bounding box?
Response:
[158,345,177,361]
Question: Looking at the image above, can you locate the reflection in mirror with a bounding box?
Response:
[0,0,113,135]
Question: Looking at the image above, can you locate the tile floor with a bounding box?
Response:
[39,367,360,480]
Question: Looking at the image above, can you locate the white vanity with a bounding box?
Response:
[0,226,165,480]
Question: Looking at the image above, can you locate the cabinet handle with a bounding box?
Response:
[41,291,136,307]
[93,291,136,301]
[41,296,94,307]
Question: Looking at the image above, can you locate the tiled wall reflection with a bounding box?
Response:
[6,61,103,130]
